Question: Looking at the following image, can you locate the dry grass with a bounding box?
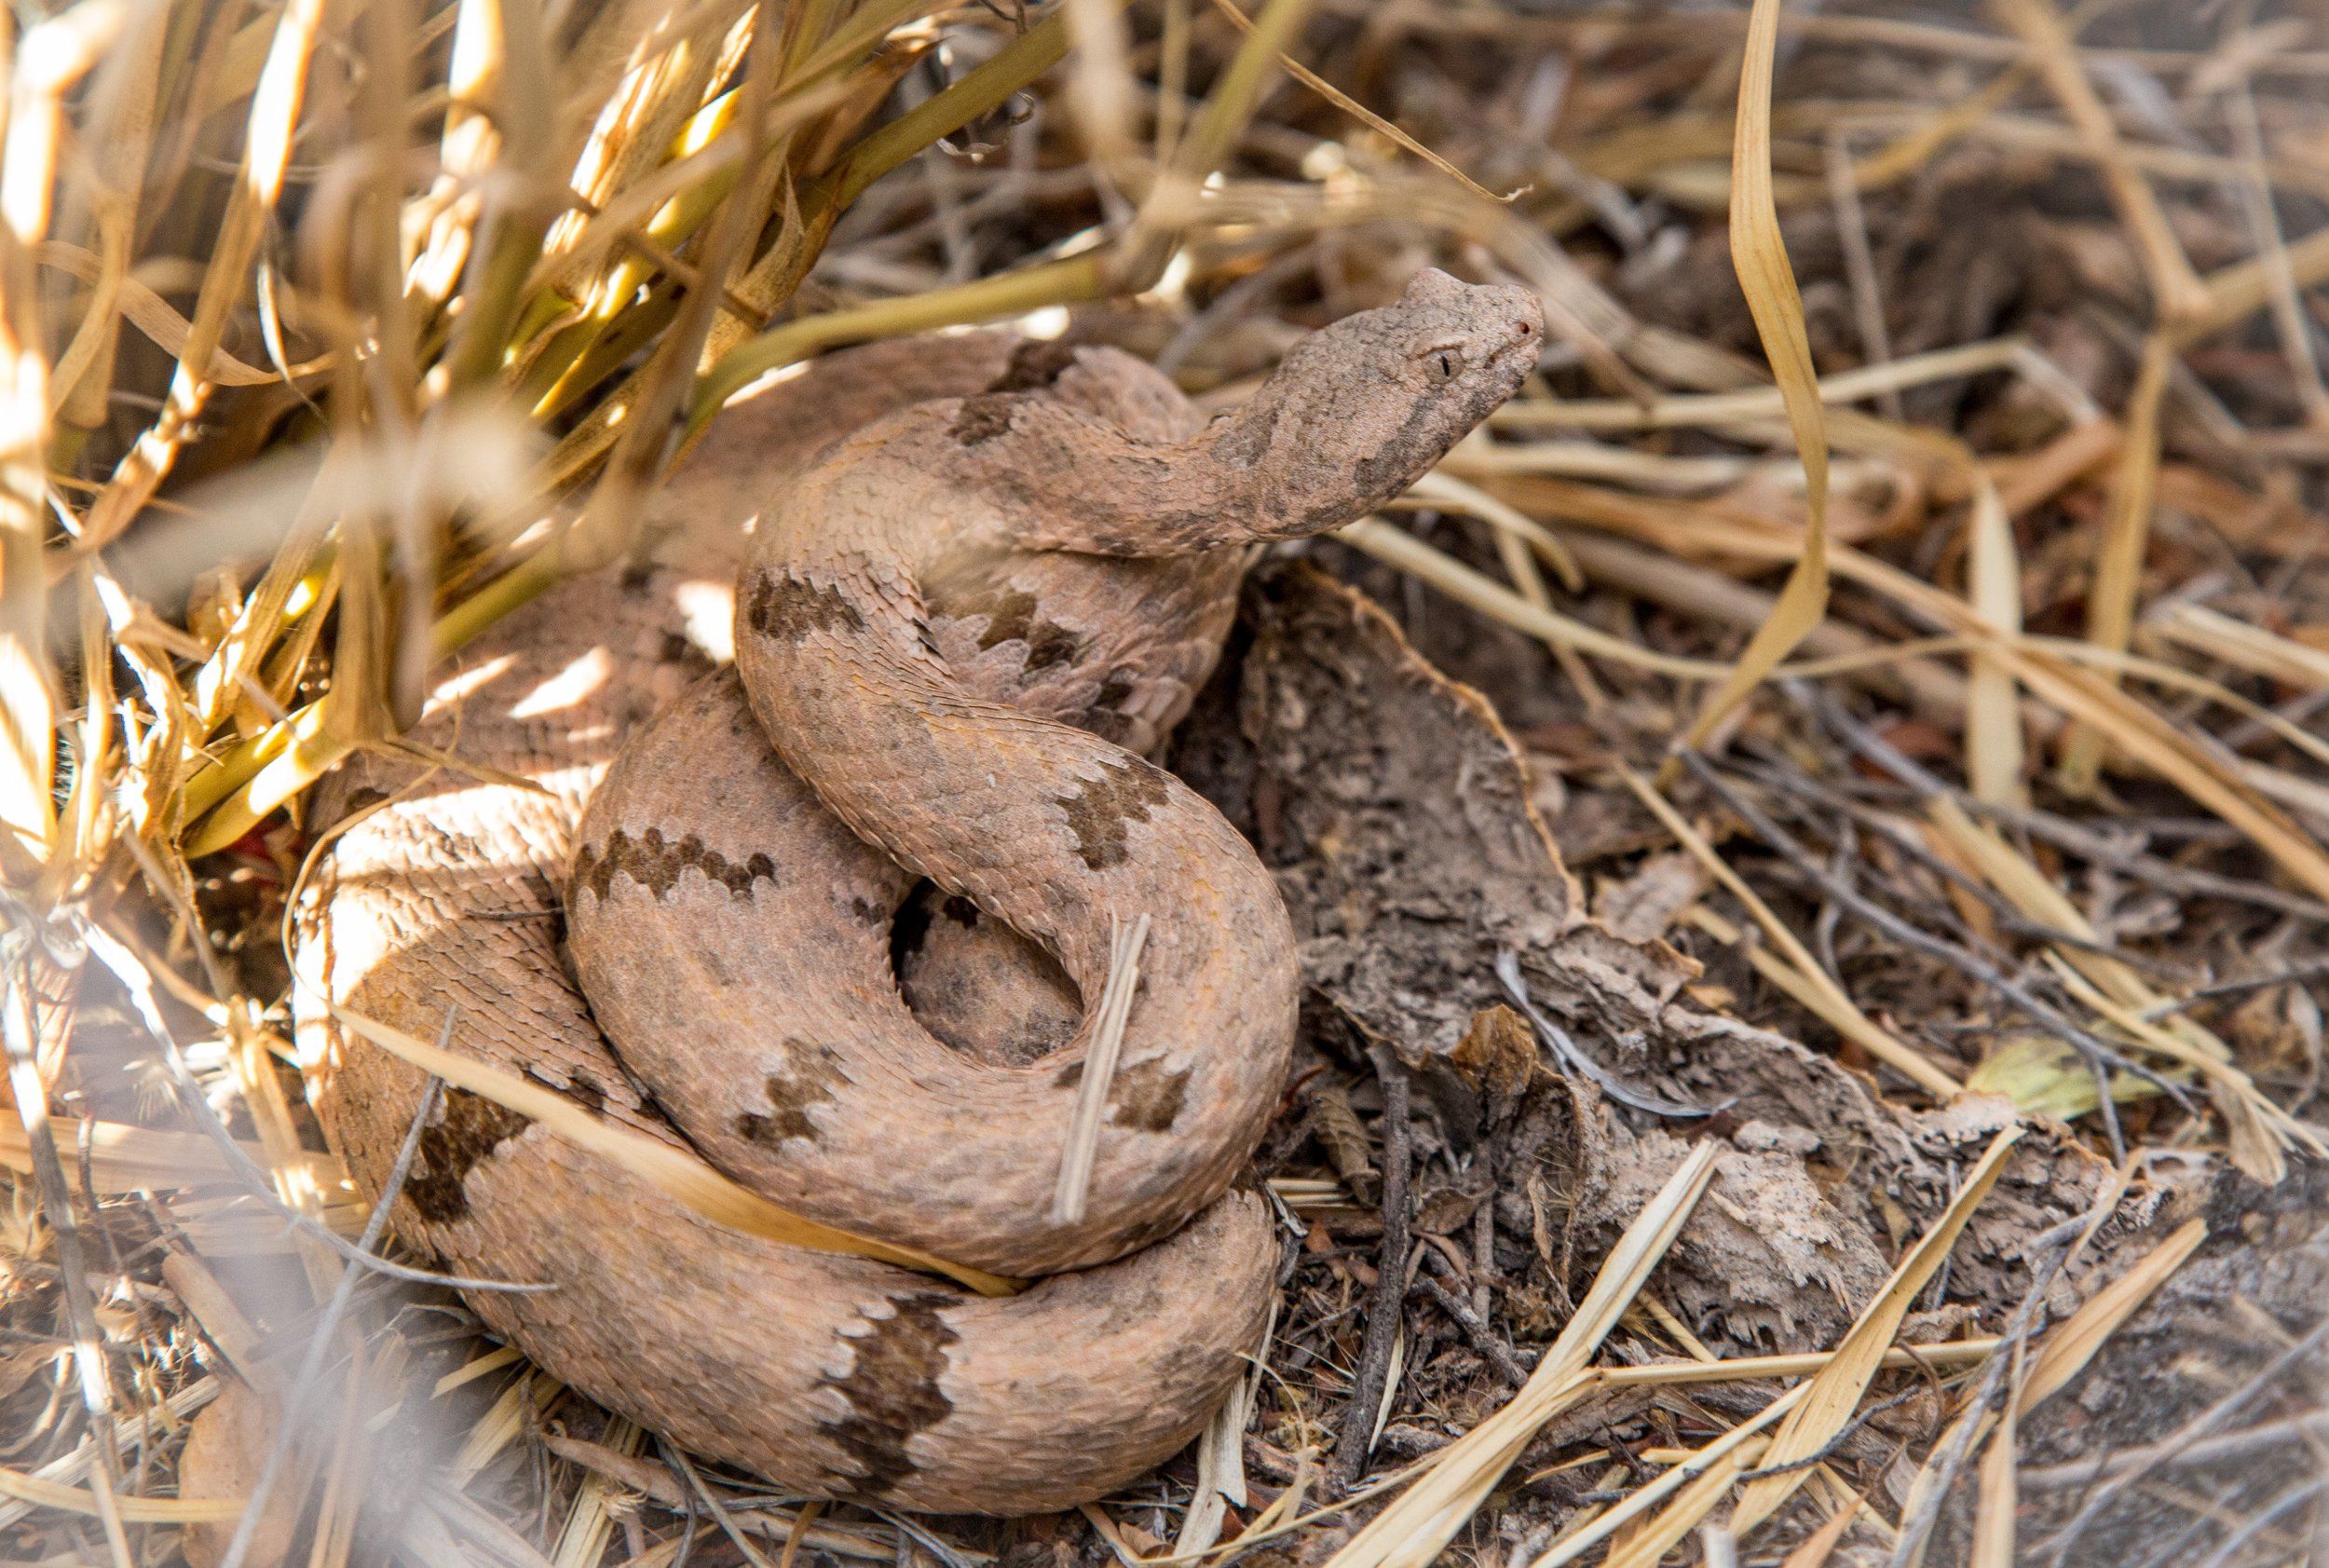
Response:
[5,0,2329,1565]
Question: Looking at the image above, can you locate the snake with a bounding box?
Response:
[292,269,1542,1515]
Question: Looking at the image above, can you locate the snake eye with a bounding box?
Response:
[1424,349,1462,384]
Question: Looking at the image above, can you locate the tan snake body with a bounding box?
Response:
[293,271,1541,1514]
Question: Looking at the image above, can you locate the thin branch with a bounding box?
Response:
[1414,1260,1532,1388]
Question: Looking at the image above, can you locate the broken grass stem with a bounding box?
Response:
[1051,911,1151,1225]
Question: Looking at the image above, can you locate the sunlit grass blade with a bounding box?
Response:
[1669,0,1831,767]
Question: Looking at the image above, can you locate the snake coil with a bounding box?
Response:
[295,271,1541,1513]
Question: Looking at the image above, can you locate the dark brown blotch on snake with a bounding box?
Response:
[744,570,866,645]
[986,338,1079,393]
[734,1043,847,1147]
[405,1091,533,1225]
[820,1292,960,1498]
[1052,1056,1191,1134]
[1051,755,1174,870]
[970,584,1083,672]
[571,825,777,903]
[948,395,1016,445]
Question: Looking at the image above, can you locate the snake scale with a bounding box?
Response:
[293,270,1542,1514]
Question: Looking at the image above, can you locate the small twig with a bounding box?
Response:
[543,1437,897,1561]
[871,1507,979,1568]
[157,1038,549,1291]
[1822,128,1904,423]
[667,1444,777,1568]
[2180,1476,2326,1568]
[2019,1411,2329,1490]
[1884,1218,2085,1566]
[1495,950,1729,1119]
[1051,911,1151,1225]
[1735,1383,1926,1483]
[1737,753,2200,982]
[1413,1258,1532,1387]
[1330,1042,1412,1490]
[670,1466,701,1568]
[0,1377,222,1532]
[2139,962,2329,1022]
[1470,1187,1496,1323]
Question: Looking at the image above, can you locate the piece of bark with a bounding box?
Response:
[180,1378,298,1568]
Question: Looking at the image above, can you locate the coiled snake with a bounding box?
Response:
[293,270,1542,1514]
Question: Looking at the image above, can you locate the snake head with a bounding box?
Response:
[1225,267,1544,529]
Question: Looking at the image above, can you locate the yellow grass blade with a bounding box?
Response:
[1987,0,2207,321]
[1682,904,1960,1098]
[1780,1491,1862,1568]
[2149,604,2329,692]
[688,250,1110,436]
[2050,962,2310,1180]
[0,0,129,864]
[1963,474,2025,806]
[1490,337,2025,433]
[1063,0,1138,175]
[1600,1340,2002,1389]
[430,1344,522,1398]
[551,1417,638,1568]
[1203,0,1506,205]
[326,1004,1019,1297]
[182,703,351,858]
[1926,794,2315,1179]
[1910,1216,2204,1568]
[0,1117,334,1192]
[1968,1354,2019,1568]
[449,1370,556,1485]
[72,0,329,560]
[2058,332,2171,793]
[0,1465,242,1523]
[1117,0,1311,288]
[1922,798,2163,1014]
[1672,0,1830,762]
[35,241,331,385]
[1605,1438,1770,1568]
[1405,470,1583,590]
[1728,1125,2022,1537]
[1525,490,2329,903]
[1536,1389,1805,1568]
[2021,1218,2204,1407]
[1338,520,1724,678]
